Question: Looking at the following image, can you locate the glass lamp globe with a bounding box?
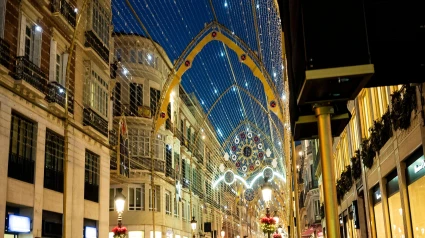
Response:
[191,216,197,231]
[262,183,272,202]
[114,191,126,213]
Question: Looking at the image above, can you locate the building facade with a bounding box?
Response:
[108,34,261,238]
[312,84,425,238]
[0,0,115,237]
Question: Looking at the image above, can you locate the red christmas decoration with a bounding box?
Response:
[112,226,128,238]
[185,60,191,67]
[270,101,276,108]
[160,112,166,118]
[240,54,246,61]
[273,233,282,238]
[211,31,217,37]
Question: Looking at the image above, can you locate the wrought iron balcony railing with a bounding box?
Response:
[50,0,76,28]
[46,82,74,114]
[14,56,48,93]
[0,37,11,68]
[84,30,109,63]
[130,157,165,173]
[83,107,108,136]
[166,166,175,179]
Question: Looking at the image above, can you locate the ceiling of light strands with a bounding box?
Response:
[112,0,288,189]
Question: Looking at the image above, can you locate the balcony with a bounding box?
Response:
[44,167,64,192]
[194,150,204,164]
[114,104,152,119]
[84,30,109,64]
[50,0,76,31]
[165,119,173,132]
[0,38,11,73]
[166,166,175,179]
[46,82,74,115]
[8,153,35,184]
[130,157,165,173]
[83,107,109,137]
[182,178,190,188]
[13,56,48,99]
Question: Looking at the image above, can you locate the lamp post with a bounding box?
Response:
[114,189,126,224]
[191,216,197,238]
[261,182,272,204]
[278,226,283,234]
[221,228,225,238]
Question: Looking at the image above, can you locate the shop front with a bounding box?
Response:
[372,185,385,238]
[406,148,425,237]
[386,170,405,237]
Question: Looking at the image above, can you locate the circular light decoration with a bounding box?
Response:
[263,167,274,180]
[228,131,265,175]
[244,188,255,201]
[240,54,246,61]
[270,100,277,108]
[224,170,235,185]
[211,31,217,37]
[185,60,191,67]
[160,112,166,118]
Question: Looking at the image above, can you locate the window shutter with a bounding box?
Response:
[19,15,26,56]
[49,38,57,82]
[62,53,69,86]
[33,26,42,67]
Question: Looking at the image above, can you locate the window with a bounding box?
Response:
[130,50,136,63]
[150,88,160,115]
[129,128,150,157]
[149,185,160,211]
[44,129,64,192]
[314,200,320,216]
[154,134,165,160]
[130,83,143,115]
[84,67,109,118]
[182,200,186,221]
[109,188,117,211]
[84,150,99,202]
[174,194,179,217]
[8,113,36,183]
[138,50,143,64]
[129,185,145,211]
[91,0,110,46]
[19,15,42,66]
[49,38,69,86]
[115,48,122,61]
[165,190,171,215]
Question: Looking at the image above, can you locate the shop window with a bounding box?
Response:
[386,171,405,237]
[406,149,425,237]
[372,185,385,238]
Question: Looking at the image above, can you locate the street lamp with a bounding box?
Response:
[236,236,240,238]
[114,189,126,223]
[191,216,197,238]
[221,229,225,238]
[261,182,272,204]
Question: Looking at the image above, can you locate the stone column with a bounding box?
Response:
[0,102,12,237]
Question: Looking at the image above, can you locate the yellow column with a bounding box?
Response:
[367,189,377,238]
[397,162,413,238]
[313,104,340,238]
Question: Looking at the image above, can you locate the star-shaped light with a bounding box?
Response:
[219,164,225,172]
[272,159,278,168]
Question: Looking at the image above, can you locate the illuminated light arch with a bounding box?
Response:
[212,170,286,189]
[153,21,285,133]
